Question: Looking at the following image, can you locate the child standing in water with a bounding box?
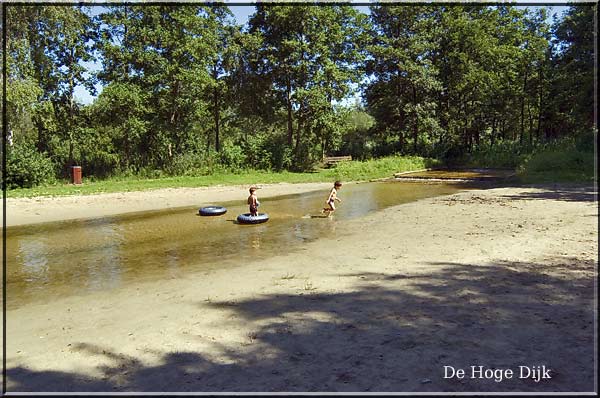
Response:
[247,187,260,216]
[322,181,342,216]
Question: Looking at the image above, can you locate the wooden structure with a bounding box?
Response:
[323,155,352,168]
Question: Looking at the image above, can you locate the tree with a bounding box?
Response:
[6,5,97,175]
[97,5,231,169]
[248,5,367,167]
[203,6,239,153]
[365,5,442,155]
[365,5,553,158]
[547,5,596,137]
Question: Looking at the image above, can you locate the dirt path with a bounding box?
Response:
[4,183,597,393]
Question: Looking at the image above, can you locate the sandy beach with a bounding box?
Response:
[4,181,598,393]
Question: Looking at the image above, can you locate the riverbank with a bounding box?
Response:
[3,156,435,199]
[5,183,597,393]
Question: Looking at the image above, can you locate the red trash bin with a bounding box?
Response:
[71,166,82,185]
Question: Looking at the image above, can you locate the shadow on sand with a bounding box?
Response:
[500,185,597,203]
[6,254,595,393]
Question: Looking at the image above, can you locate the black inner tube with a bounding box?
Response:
[237,213,269,224]
[199,206,227,216]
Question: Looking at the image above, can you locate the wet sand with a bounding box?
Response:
[4,182,598,393]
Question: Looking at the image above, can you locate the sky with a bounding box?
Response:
[73,4,568,105]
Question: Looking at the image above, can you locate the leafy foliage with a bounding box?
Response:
[5,144,56,189]
[517,135,596,182]
[4,4,595,188]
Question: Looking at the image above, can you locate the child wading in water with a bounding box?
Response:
[247,187,260,216]
[322,181,342,216]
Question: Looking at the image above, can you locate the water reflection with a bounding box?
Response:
[83,218,124,291]
[249,226,264,250]
[18,237,49,284]
[6,181,469,309]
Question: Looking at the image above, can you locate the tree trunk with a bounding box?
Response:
[294,110,303,160]
[123,8,129,80]
[462,101,469,151]
[214,89,220,152]
[412,85,418,154]
[536,63,544,144]
[169,78,179,156]
[520,68,528,144]
[474,114,481,148]
[68,48,75,167]
[123,8,130,169]
[527,99,534,147]
[286,77,293,147]
[490,114,496,148]
[37,125,46,153]
[170,78,180,123]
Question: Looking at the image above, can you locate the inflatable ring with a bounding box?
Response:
[199,206,227,216]
[237,213,269,224]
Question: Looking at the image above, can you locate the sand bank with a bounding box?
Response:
[4,183,597,392]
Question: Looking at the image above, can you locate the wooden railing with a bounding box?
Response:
[323,155,352,167]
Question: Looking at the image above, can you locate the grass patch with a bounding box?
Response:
[332,155,439,181]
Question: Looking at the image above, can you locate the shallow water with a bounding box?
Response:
[5,181,469,309]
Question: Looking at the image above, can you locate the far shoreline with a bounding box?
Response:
[4,179,596,228]
[4,181,334,227]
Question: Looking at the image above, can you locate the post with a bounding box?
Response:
[71,166,82,185]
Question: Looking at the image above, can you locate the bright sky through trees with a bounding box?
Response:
[73,4,567,105]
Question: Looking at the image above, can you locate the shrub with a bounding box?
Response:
[575,129,596,153]
[81,150,120,179]
[465,141,527,168]
[5,144,56,189]
[517,136,596,182]
[519,148,594,174]
[219,142,246,172]
[163,152,207,176]
[263,135,293,171]
[240,133,272,170]
[137,167,165,179]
